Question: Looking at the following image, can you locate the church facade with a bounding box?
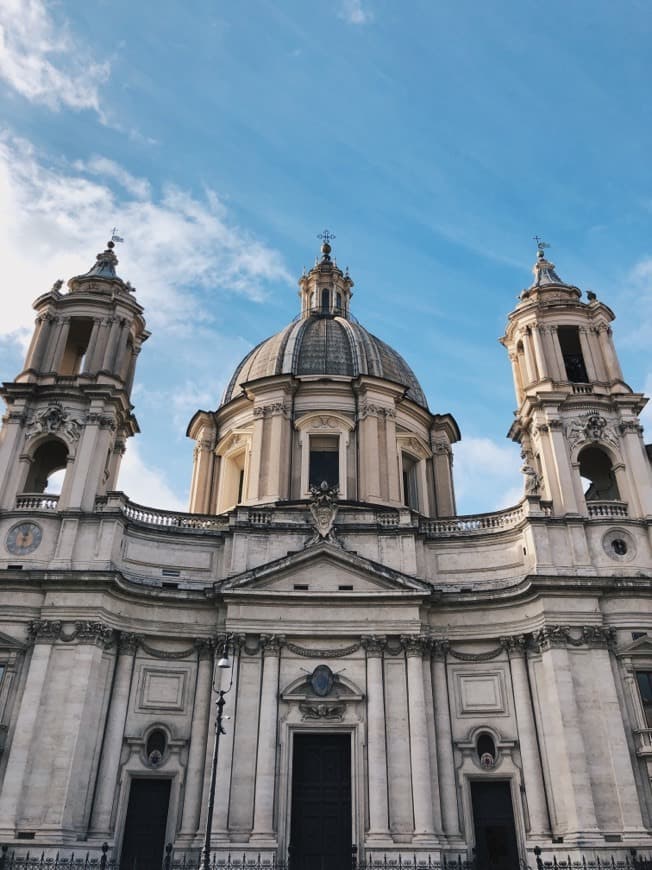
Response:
[0,236,651,870]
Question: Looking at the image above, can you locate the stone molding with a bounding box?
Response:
[566,411,619,452]
[531,624,615,652]
[25,403,84,442]
[28,619,115,647]
[299,703,344,721]
[361,635,386,657]
[619,420,644,435]
[286,640,361,658]
[401,635,428,657]
[357,402,396,420]
[86,412,117,431]
[253,402,290,419]
[260,633,285,656]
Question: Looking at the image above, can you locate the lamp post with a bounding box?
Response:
[200,636,235,870]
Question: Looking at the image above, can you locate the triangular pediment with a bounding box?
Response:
[617,634,652,657]
[218,541,433,596]
[0,629,25,650]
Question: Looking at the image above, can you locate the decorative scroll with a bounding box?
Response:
[447,644,505,662]
[139,640,202,660]
[300,703,344,721]
[285,640,361,658]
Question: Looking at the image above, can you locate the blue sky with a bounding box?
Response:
[1,0,651,513]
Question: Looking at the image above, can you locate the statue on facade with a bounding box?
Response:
[520,450,542,496]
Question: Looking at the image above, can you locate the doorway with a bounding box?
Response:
[471,781,520,870]
[120,778,171,870]
[290,733,352,870]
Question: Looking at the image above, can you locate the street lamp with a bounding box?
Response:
[201,635,235,870]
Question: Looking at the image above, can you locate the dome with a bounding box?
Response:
[222,314,428,408]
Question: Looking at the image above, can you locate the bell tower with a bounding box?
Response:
[0,240,149,511]
[501,243,652,519]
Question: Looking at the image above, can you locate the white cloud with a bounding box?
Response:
[338,0,373,25]
[0,0,109,114]
[0,133,292,338]
[453,436,523,514]
[116,442,187,512]
[73,157,151,200]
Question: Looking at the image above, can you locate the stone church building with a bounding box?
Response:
[0,236,651,870]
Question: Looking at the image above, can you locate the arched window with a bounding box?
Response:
[59,318,93,376]
[146,728,167,766]
[579,445,619,501]
[24,439,68,494]
[558,326,589,383]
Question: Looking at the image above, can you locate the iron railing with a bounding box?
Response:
[2,848,652,870]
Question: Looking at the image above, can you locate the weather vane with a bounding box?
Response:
[533,235,550,253]
[111,227,124,244]
[317,229,336,244]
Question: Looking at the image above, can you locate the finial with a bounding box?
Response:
[317,229,335,262]
[111,227,124,245]
[533,235,550,259]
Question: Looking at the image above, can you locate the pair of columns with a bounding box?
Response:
[364,636,450,844]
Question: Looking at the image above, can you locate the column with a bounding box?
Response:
[179,641,214,837]
[29,314,56,372]
[544,326,566,381]
[597,325,624,382]
[594,646,646,835]
[208,638,242,839]
[83,319,102,373]
[577,327,598,381]
[363,636,390,840]
[0,638,54,836]
[534,630,599,840]
[108,318,130,373]
[89,633,138,835]
[251,635,282,841]
[431,642,460,838]
[404,637,435,841]
[504,637,549,837]
[530,325,549,380]
[43,317,70,372]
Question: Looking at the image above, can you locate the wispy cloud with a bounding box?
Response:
[73,157,151,200]
[117,441,188,511]
[0,133,292,338]
[338,0,373,25]
[0,0,109,114]
[453,436,523,514]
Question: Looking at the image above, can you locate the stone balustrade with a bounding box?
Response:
[420,502,527,537]
[587,500,629,519]
[15,492,60,511]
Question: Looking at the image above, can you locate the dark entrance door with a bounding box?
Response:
[290,733,351,870]
[120,778,171,870]
[471,781,520,870]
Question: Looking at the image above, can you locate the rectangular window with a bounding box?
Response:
[636,671,652,727]
[558,326,589,383]
[402,453,419,510]
[309,436,339,489]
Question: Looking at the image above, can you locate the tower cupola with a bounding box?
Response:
[0,238,149,512]
[501,243,652,519]
[298,231,354,319]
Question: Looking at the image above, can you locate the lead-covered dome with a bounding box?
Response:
[222,314,428,408]
[222,236,427,408]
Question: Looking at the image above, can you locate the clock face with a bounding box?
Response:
[6,522,42,556]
